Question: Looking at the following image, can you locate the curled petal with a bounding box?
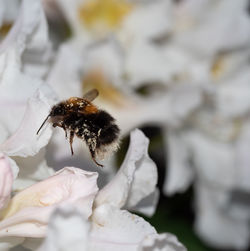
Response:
[0,167,98,238]
[90,204,156,251]
[138,233,187,251]
[95,129,157,210]
[0,90,53,157]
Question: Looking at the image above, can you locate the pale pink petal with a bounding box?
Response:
[0,167,98,238]
[95,129,157,210]
[0,154,13,210]
[138,233,187,251]
[0,90,54,157]
[90,204,156,251]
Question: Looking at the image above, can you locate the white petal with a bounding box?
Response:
[184,131,235,187]
[125,41,171,87]
[38,206,90,251]
[130,189,159,217]
[0,90,53,157]
[124,133,158,210]
[95,129,157,210]
[163,129,194,195]
[138,233,187,251]
[163,85,202,127]
[90,204,156,251]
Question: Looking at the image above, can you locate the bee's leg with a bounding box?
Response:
[63,125,68,139]
[53,122,68,139]
[52,122,60,128]
[89,148,103,167]
[69,131,74,155]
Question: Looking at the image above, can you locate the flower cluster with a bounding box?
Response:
[0,1,187,250]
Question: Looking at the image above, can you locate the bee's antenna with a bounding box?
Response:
[36,114,50,135]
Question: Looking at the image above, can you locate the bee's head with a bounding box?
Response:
[50,104,66,116]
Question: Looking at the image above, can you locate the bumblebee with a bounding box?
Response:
[37,89,120,167]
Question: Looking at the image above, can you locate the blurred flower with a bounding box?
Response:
[162,1,250,249]
[54,0,172,45]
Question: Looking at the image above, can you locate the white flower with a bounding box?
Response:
[35,130,186,251]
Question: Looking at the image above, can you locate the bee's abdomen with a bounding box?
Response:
[94,110,119,146]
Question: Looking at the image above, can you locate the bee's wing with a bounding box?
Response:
[83,89,99,102]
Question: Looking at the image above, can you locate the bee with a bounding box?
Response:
[37,89,120,167]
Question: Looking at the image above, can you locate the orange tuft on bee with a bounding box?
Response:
[37,89,120,167]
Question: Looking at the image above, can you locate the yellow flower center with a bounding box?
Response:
[0,23,12,41]
[211,55,225,80]
[82,69,127,107]
[78,0,133,33]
